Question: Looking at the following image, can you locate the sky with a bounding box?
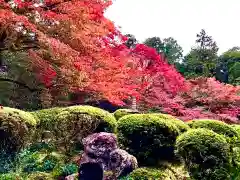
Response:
[105,0,240,55]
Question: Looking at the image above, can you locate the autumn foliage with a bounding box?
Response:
[143,77,240,123]
[0,0,239,122]
[0,0,142,105]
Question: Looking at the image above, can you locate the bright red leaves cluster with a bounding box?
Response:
[0,0,142,105]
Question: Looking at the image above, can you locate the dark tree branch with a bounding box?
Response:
[0,45,39,52]
[0,77,40,92]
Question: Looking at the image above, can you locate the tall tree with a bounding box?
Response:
[218,48,240,84]
[144,37,165,54]
[162,37,183,64]
[186,29,219,76]
[143,36,183,64]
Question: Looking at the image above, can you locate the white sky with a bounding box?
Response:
[105,0,240,55]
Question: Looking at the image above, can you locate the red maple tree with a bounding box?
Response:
[0,0,144,105]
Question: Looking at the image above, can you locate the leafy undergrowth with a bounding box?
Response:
[0,142,80,180]
[1,143,190,180]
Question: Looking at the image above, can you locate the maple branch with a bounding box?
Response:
[0,77,40,92]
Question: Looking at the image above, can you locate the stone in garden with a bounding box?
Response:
[109,148,138,178]
[79,132,138,179]
[80,132,118,170]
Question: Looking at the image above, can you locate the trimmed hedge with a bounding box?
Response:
[175,128,232,180]
[114,109,139,120]
[231,125,240,178]
[188,119,239,145]
[31,107,64,131]
[0,107,38,154]
[232,125,240,138]
[53,106,117,151]
[188,119,238,138]
[117,114,180,165]
[150,113,190,133]
[30,107,64,142]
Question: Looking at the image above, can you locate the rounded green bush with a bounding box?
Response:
[114,109,139,120]
[232,147,240,178]
[150,113,190,133]
[0,107,38,153]
[232,125,240,138]
[117,114,180,165]
[31,107,64,131]
[54,105,117,151]
[30,107,64,142]
[188,119,239,144]
[175,128,232,180]
[232,125,240,147]
[124,168,170,180]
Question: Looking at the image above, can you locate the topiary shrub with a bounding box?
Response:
[232,125,240,139]
[150,113,190,133]
[175,128,232,180]
[0,107,38,154]
[187,119,239,144]
[117,114,180,165]
[30,107,64,142]
[53,105,117,152]
[231,125,240,178]
[31,107,64,131]
[123,168,170,180]
[114,109,139,120]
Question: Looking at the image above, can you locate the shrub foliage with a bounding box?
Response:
[0,107,38,154]
[117,114,180,165]
[150,113,190,133]
[114,109,139,120]
[175,128,232,180]
[53,106,117,152]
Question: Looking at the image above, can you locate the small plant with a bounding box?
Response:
[52,163,78,178]
[0,173,23,180]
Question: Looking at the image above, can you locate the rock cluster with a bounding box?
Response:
[79,132,138,179]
